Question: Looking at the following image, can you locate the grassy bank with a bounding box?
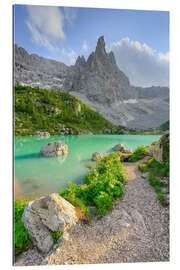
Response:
[59,152,127,218]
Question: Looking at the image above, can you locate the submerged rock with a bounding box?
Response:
[40,141,68,157]
[22,193,78,253]
[24,178,36,184]
[92,152,103,161]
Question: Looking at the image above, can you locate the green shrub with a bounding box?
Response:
[146,158,169,177]
[151,140,158,146]
[157,191,167,206]
[138,163,149,173]
[128,145,148,162]
[14,200,32,259]
[59,152,127,218]
[50,229,63,243]
[139,157,169,206]
[148,172,165,191]
[94,192,114,218]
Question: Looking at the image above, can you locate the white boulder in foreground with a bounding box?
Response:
[40,141,68,157]
[22,193,78,253]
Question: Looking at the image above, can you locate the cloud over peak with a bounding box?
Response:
[110,37,169,87]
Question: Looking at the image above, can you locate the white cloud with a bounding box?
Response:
[110,37,169,87]
[158,52,169,62]
[82,40,89,53]
[26,20,54,51]
[26,6,65,42]
[56,48,77,65]
[63,7,78,24]
[26,6,78,65]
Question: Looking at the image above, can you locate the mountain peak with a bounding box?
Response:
[95,36,107,58]
[75,55,86,67]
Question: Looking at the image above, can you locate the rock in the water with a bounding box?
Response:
[22,193,78,253]
[35,131,50,137]
[112,143,127,153]
[92,152,103,161]
[40,141,68,157]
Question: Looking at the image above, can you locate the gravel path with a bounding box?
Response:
[15,159,169,266]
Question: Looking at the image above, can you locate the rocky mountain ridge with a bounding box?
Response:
[14,37,169,129]
[14,44,69,91]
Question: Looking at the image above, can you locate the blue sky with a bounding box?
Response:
[14,5,169,87]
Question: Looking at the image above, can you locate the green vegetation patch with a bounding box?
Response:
[14,83,117,135]
[14,199,32,259]
[138,157,169,206]
[59,152,127,218]
[50,229,63,243]
[160,133,169,165]
[127,145,148,162]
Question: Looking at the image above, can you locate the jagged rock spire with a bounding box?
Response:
[75,55,86,67]
[95,36,107,58]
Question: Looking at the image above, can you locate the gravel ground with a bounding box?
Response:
[15,159,169,266]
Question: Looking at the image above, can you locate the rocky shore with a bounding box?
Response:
[14,133,169,265]
[15,158,169,265]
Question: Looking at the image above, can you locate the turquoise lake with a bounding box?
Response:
[14,135,159,198]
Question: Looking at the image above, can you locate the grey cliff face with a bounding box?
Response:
[14,44,69,90]
[14,36,169,129]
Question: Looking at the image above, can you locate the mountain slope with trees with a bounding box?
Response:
[14,84,124,135]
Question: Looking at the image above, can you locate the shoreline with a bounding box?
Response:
[14,177,25,200]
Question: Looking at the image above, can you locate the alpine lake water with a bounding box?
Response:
[14,134,160,198]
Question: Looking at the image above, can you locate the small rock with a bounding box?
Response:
[112,143,127,153]
[24,178,36,184]
[92,152,103,161]
[163,194,169,205]
[141,173,148,179]
[33,184,40,189]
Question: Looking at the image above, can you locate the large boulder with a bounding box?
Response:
[112,143,127,153]
[92,152,103,161]
[22,193,78,253]
[151,132,169,163]
[40,141,68,157]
